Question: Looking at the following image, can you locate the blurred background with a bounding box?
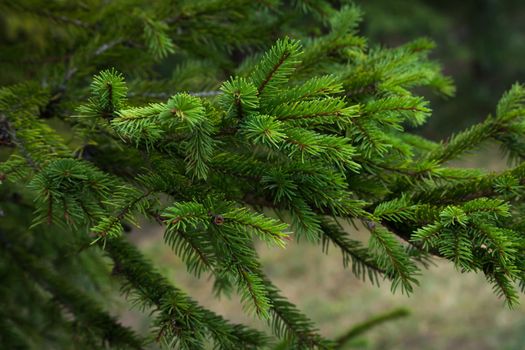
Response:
[114,1,525,349]
[359,0,525,139]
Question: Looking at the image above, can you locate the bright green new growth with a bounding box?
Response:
[1,1,525,349]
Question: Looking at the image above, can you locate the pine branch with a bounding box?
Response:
[251,37,303,96]
[1,236,145,350]
[320,219,385,284]
[368,227,420,294]
[334,308,409,348]
[104,237,269,349]
[263,278,334,349]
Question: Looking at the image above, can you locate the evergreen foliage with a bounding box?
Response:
[0,1,524,349]
[360,0,525,137]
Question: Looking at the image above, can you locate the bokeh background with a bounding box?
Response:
[115,1,525,349]
[360,0,525,140]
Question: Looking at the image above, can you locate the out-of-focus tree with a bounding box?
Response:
[359,0,525,138]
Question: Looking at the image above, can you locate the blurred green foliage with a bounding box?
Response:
[358,0,525,138]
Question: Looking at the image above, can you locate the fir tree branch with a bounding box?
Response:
[103,237,269,348]
[334,308,410,348]
[1,115,40,171]
[320,219,385,284]
[0,236,145,350]
[263,277,334,349]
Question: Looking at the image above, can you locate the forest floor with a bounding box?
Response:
[121,144,525,350]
